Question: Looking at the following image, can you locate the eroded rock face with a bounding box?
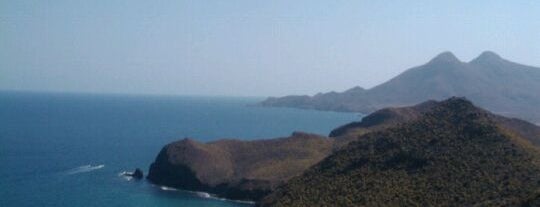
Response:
[147,132,333,201]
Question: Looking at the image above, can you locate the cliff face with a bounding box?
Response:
[147,98,540,203]
[147,132,333,201]
[259,51,540,123]
[260,98,540,206]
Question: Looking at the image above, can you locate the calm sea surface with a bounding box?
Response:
[0,92,358,207]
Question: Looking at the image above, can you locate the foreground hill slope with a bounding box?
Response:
[261,98,540,206]
[260,51,540,123]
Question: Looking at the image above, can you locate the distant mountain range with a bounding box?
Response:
[259,51,540,124]
[147,98,540,205]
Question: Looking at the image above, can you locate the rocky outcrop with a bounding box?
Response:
[147,132,333,201]
[132,168,143,179]
[122,168,144,179]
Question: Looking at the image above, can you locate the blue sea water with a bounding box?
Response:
[0,92,359,207]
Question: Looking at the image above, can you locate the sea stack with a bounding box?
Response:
[123,168,144,179]
[132,168,143,179]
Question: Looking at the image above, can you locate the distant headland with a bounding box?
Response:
[259,51,540,124]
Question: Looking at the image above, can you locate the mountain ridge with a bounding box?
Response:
[259,51,540,123]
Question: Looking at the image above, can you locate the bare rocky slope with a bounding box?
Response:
[259,51,540,124]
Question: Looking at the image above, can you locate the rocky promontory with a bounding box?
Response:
[147,132,333,201]
[147,97,540,204]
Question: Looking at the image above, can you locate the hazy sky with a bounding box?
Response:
[1,1,539,96]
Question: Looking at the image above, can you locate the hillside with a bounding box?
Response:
[260,98,540,206]
[146,132,333,201]
[259,51,540,124]
[147,98,540,204]
[331,99,540,147]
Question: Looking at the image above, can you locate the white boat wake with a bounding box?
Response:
[66,164,105,175]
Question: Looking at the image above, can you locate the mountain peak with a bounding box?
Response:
[344,86,366,93]
[435,97,482,116]
[470,51,504,64]
[440,96,474,108]
[428,51,461,64]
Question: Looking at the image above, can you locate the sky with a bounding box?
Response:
[1,0,539,97]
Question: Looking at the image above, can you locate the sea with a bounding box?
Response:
[0,91,359,207]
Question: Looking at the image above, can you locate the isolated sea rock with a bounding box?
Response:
[123,168,144,179]
[132,168,143,179]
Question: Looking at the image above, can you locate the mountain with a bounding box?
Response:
[259,51,540,124]
[147,98,540,204]
[260,98,540,206]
